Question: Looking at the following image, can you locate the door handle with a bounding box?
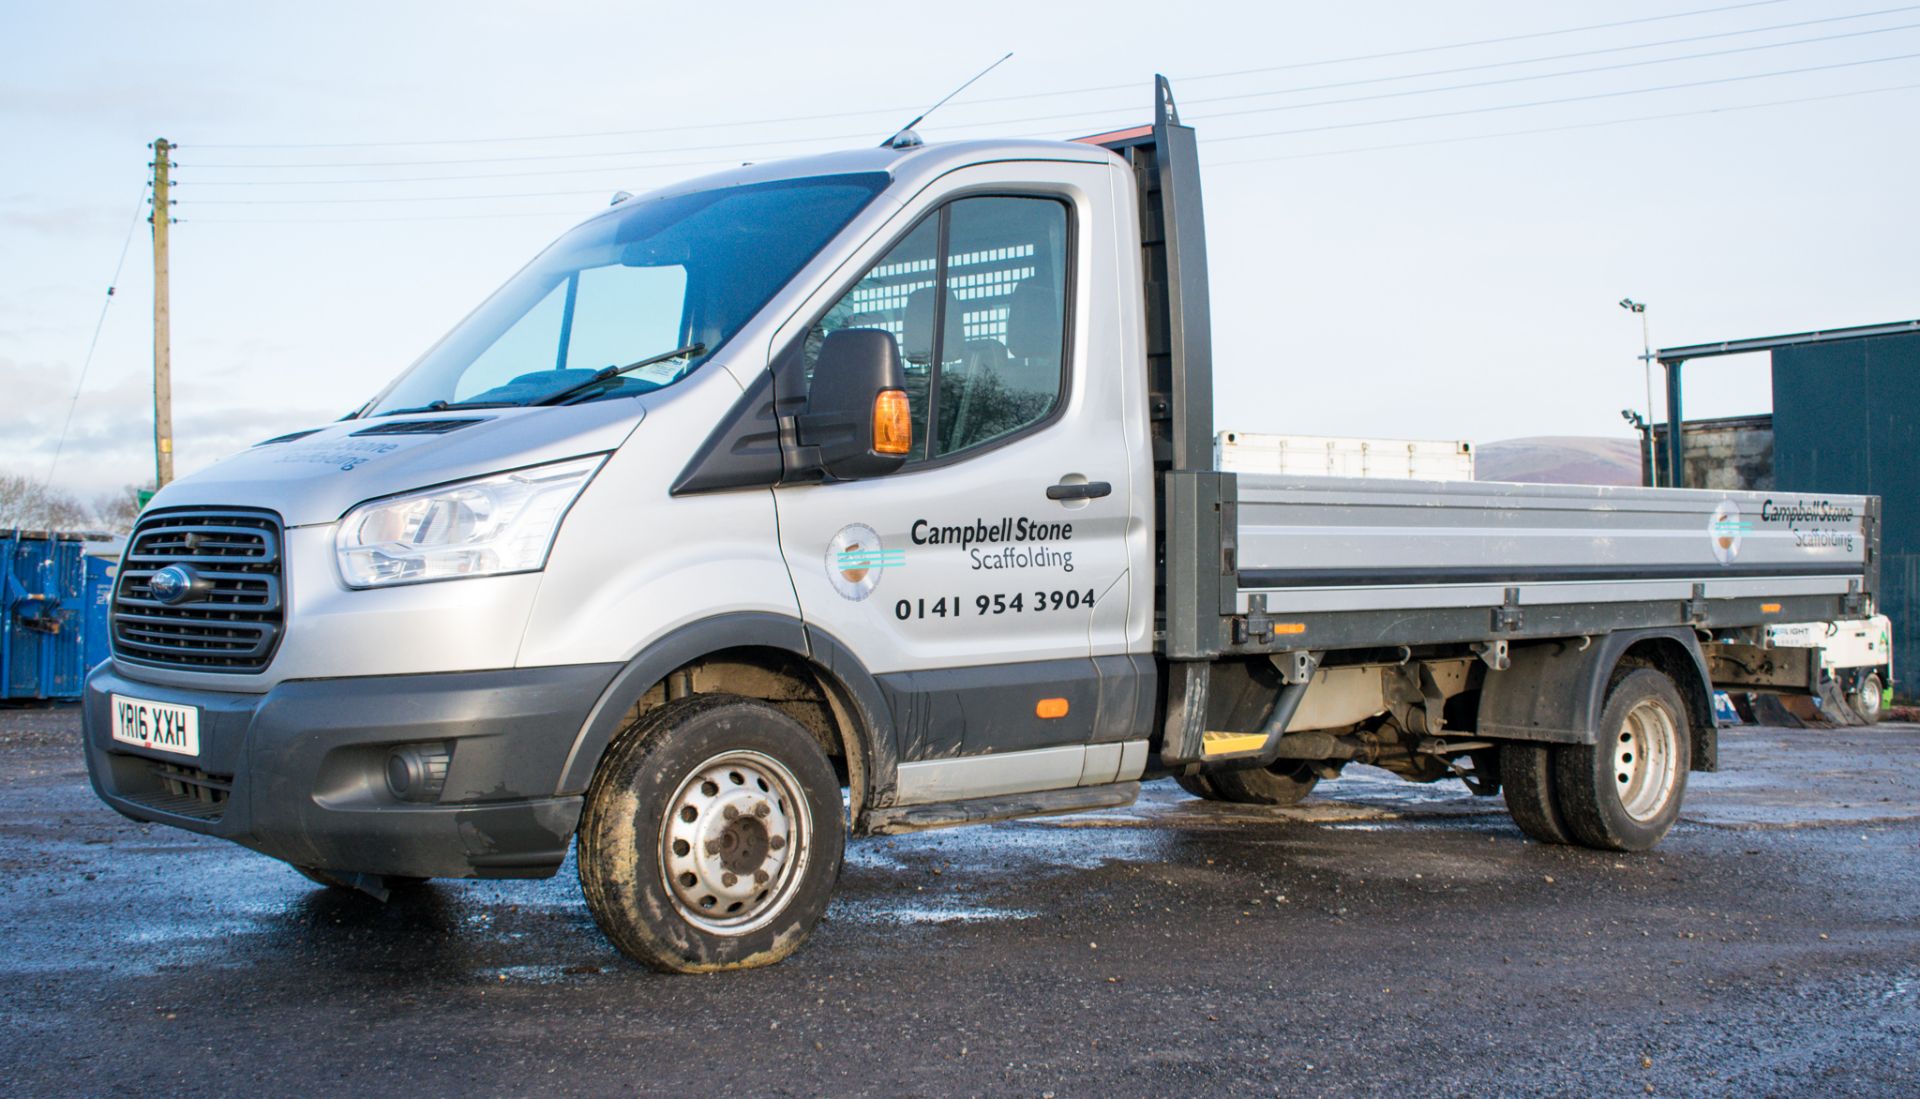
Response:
[1046,480,1112,501]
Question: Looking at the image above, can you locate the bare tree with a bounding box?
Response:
[0,473,93,532]
[90,482,153,534]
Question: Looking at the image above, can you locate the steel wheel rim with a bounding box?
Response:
[1857,675,1883,720]
[1614,697,1680,822]
[659,749,811,936]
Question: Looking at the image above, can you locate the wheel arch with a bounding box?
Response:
[557,613,899,823]
[1478,627,1716,772]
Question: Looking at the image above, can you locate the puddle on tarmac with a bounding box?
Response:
[837,900,1039,926]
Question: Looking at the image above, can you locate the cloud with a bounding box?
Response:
[0,356,315,497]
[0,204,128,237]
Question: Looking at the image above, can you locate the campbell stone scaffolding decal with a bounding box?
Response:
[1759,498,1858,552]
[911,516,1075,573]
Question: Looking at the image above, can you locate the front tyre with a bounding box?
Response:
[578,695,844,973]
[1553,668,1691,852]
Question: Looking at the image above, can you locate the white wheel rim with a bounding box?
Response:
[1857,675,1883,719]
[659,750,812,936]
[1614,698,1680,822]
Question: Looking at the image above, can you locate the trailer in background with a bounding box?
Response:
[1216,431,1474,481]
[1767,614,1893,721]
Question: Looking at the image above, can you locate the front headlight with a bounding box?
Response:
[335,455,606,588]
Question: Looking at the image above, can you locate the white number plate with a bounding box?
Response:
[110,694,201,757]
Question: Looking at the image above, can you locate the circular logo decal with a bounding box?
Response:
[826,523,888,601]
[1708,499,1743,565]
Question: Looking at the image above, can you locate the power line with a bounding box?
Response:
[1182,4,1920,108]
[181,155,741,187]
[1197,50,1920,142]
[1202,79,1920,165]
[1178,0,1803,83]
[175,49,1920,205]
[44,185,149,489]
[186,188,613,206]
[180,0,1797,152]
[901,18,1920,139]
[176,78,1920,226]
[1192,19,1920,123]
[179,13,1920,179]
[185,127,883,169]
[177,19,1920,181]
[186,209,593,224]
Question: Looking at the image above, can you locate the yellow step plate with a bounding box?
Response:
[1202,731,1270,756]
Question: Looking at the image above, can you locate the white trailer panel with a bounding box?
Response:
[1216,432,1474,481]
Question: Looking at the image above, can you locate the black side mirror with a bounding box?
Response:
[797,329,912,479]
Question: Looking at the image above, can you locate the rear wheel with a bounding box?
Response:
[1173,772,1222,799]
[1175,762,1319,806]
[1553,668,1690,852]
[577,695,844,973]
[1499,742,1572,845]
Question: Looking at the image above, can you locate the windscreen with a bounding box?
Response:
[364,172,889,415]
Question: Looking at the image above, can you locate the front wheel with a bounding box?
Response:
[577,695,845,973]
[1553,668,1691,852]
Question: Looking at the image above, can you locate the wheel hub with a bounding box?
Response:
[659,751,809,935]
[1614,697,1679,822]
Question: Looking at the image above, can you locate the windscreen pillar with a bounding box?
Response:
[1663,358,1685,488]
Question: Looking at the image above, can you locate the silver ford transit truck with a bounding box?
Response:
[85,79,1878,971]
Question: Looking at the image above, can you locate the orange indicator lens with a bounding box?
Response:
[873,389,912,456]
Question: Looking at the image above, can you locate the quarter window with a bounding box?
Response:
[807,195,1068,462]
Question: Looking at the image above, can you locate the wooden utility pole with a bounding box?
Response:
[151,138,174,488]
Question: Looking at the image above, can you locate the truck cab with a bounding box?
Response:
[86,125,1172,968]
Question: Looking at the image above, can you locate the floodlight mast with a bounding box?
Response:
[1620,297,1656,486]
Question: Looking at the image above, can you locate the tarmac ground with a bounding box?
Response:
[1,705,1916,1097]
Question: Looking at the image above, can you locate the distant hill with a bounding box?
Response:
[1476,436,1642,486]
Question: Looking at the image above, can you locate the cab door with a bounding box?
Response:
[772,167,1133,792]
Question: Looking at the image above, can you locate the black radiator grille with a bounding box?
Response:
[111,509,286,673]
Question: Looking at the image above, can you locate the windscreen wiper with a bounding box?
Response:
[534,343,706,406]
[376,399,520,417]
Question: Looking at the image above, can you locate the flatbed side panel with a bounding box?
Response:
[1234,475,1871,624]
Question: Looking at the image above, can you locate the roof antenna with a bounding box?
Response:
[882,52,1013,149]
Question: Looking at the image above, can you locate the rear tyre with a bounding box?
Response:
[577,694,844,974]
[1205,762,1320,806]
[1175,763,1318,805]
[1851,670,1886,723]
[1553,668,1691,852]
[1499,742,1572,845]
[1174,772,1223,799]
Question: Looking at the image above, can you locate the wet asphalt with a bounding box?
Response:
[1,707,1916,1098]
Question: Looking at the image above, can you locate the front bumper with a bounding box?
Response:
[82,660,621,879]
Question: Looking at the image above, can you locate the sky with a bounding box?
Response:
[3,0,1916,499]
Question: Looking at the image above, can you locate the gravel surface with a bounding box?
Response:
[1,704,1915,1097]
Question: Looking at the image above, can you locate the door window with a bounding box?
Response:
[805,195,1068,463]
